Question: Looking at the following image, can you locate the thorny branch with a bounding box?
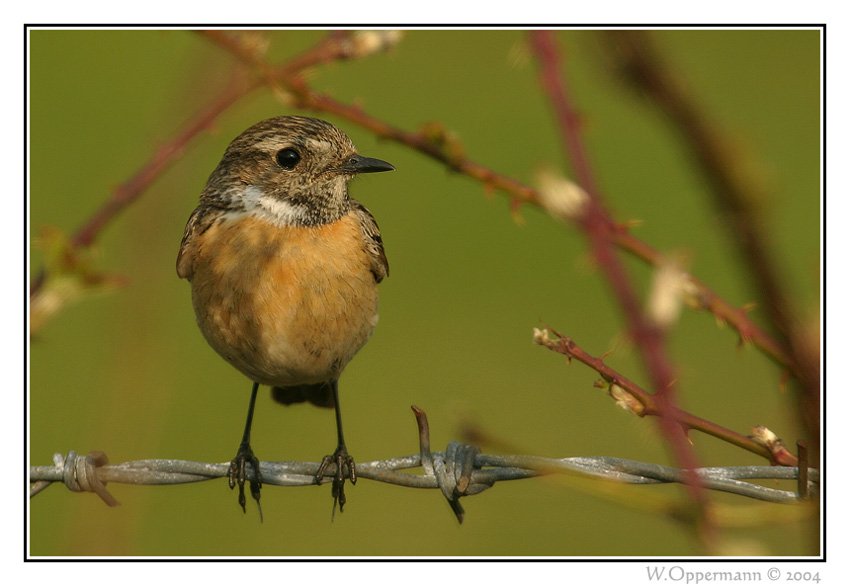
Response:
[528,31,709,529]
[600,30,820,453]
[533,326,798,467]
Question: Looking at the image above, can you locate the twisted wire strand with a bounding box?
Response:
[30,449,819,513]
[29,408,817,521]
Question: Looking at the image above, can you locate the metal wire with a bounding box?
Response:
[30,447,819,520]
[29,408,818,523]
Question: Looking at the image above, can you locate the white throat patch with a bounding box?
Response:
[241,185,307,226]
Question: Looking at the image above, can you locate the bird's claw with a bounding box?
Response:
[316,446,356,515]
[228,442,263,521]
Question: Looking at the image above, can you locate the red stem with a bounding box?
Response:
[529,30,709,517]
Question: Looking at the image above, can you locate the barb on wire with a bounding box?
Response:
[29,407,818,523]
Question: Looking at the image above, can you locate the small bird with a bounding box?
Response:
[177,116,394,517]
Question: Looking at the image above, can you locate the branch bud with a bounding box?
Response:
[608,383,645,416]
[352,30,404,58]
[646,253,691,329]
[535,167,589,221]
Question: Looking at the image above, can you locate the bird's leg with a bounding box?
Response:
[228,381,263,521]
[315,380,356,515]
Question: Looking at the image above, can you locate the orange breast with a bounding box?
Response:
[187,212,380,387]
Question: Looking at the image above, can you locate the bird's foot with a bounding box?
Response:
[316,445,356,516]
[228,442,263,521]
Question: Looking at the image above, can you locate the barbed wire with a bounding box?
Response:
[29,408,818,523]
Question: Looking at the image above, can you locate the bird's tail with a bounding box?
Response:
[271,381,336,408]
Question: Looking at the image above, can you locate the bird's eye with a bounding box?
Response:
[275,148,301,170]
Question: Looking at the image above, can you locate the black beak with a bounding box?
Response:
[343,154,395,174]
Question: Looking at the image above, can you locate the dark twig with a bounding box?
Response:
[412,406,468,522]
[613,230,794,368]
[797,440,809,500]
[534,326,798,467]
[528,30,710,535]
[601,30,820,452]
[71,86,243,251]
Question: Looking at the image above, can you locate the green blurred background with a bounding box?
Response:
[28,29,820,556]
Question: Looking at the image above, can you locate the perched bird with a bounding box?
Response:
[177,116,394,517]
